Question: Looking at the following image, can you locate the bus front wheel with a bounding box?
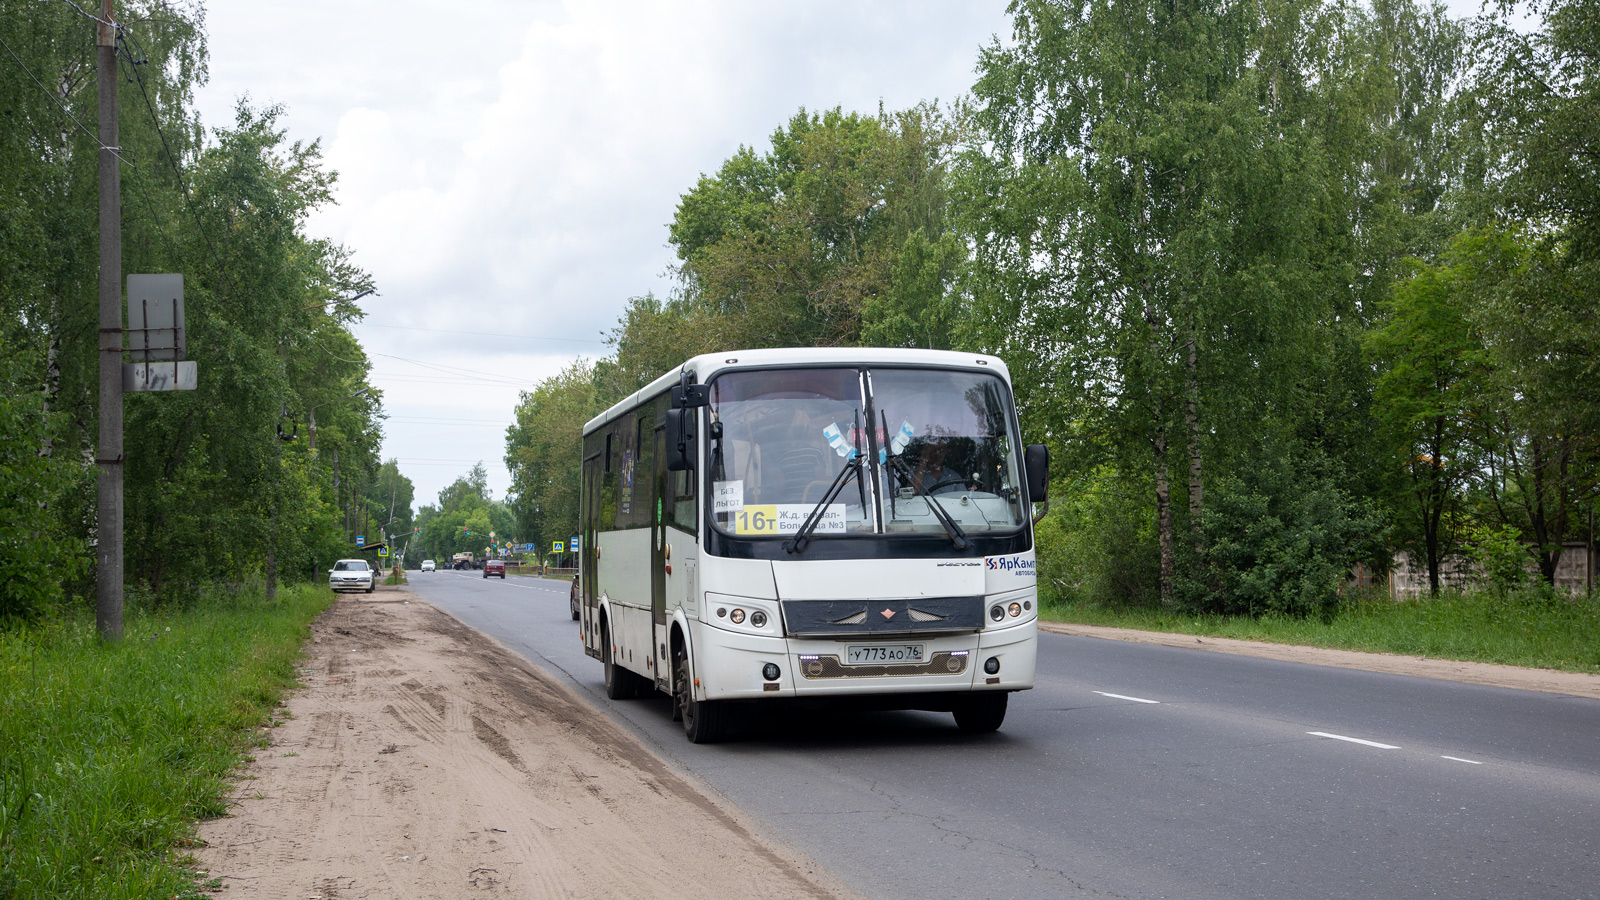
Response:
[674,651,727,744]
[953,692,1007,734]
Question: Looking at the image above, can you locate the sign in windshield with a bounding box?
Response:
[706,367,1026,539]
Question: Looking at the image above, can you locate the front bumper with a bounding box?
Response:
[690,617,1037,701]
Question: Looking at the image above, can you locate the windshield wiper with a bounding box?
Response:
[785,409,864,555]
[880,410,970,550]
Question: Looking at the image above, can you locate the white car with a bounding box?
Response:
[421,559,436,572]
[329,558,375,593]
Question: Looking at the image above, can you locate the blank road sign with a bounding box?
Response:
[127,274,185,361]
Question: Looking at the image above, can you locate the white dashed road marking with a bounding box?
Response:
[1441,756,1484,764]
[1307,731,1400,749]
[1093,691,1161,704]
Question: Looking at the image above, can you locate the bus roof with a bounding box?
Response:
[582,347,1012,436]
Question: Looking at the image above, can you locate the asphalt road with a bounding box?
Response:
[406,569,1600,900]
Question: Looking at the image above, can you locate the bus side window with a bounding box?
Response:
[600,423,620,531]
[669,469,696,534]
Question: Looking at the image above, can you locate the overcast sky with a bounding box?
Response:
[192,0,1014,512]
[192,0,1491,517]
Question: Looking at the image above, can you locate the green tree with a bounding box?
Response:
[505,362,604,557]
[1365,253,1488,594]
[2,2,383,606]
[664,104,965,353]
[1452,228,1597,583]
[960,0,1466,609]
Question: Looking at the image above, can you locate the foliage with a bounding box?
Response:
[646,104,964,364]
[1181,450,1389,619]
[504,363,605,558]
[1033,468,1162,610]
[0,584,331,899]
[956,0,1466,607]
[0,346,89,621]
[1364,251,1488,595]
[0,3,385,610]
[1467,523,1537,594]
[414,463,516,564]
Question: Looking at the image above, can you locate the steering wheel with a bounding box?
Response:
[923,475,968,495]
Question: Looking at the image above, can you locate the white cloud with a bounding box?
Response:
[191,1,1008,507]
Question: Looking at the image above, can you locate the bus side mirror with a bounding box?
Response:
[1024,444,1050,503]
[666,407,696,471]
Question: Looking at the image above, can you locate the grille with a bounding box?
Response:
[829,611,868,625]
[799,652,968,679]
[907,608,947,622]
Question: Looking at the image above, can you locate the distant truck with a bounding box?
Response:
[452,552,477,570]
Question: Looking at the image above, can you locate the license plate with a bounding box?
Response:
[847,644,926,665]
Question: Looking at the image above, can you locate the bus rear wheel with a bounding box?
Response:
[674,651,726,744]
[953,692,1007,734]
[602,624,641,700]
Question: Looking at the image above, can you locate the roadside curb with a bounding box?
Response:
[1038,621,1600,700]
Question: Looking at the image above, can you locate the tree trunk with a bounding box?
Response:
[1184,333,1203,559]
[1424,419,1445,596]
[1154,422,1176,607]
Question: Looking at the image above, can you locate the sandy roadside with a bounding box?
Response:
[1039,621,1600,700]
[196,591,858,900]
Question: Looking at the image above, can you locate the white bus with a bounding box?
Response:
[578,348,1050,743]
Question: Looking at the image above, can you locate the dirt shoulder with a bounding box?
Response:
[196,591,857,900]
[1039,621,1600,700]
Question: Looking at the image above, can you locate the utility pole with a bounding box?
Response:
[96,0,123,640]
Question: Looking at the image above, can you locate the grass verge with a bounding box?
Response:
[0,584,333,899]
[1041,588,1600,674]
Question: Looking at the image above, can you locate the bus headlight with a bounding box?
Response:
[750,610,768,628]
[990,605,1005,622]
[1008,602,1022,618]
[730,608,746,625]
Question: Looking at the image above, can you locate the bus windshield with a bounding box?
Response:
[707,367,1026,538]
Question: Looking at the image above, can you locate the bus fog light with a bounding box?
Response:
[762,663,781,681]
[1008,602,1022,617]
[990,605,1004,622]
[750,610,768,628]
[730,608,746,624]
[984,657,1001,675]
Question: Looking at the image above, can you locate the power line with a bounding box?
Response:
[373,352,534,385]
[118,30,221,270]
[371,372,528,387]
[388,415,510,424]
[46,0,114,27]
[0,33,133,165]
[358,322,607,345]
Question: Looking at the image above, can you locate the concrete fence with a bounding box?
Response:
[1385,542,1594,598]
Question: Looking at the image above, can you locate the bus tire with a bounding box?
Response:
[675,650,726,744]
[953,692,1007,734]
[602,623,639,700]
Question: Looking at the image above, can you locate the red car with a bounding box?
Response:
[482,558,506,579]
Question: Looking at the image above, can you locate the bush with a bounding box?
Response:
[1034,467,1161,611]
[1467,523,1537,595]
[1182,451,1387,619]
[0,346,90,621]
